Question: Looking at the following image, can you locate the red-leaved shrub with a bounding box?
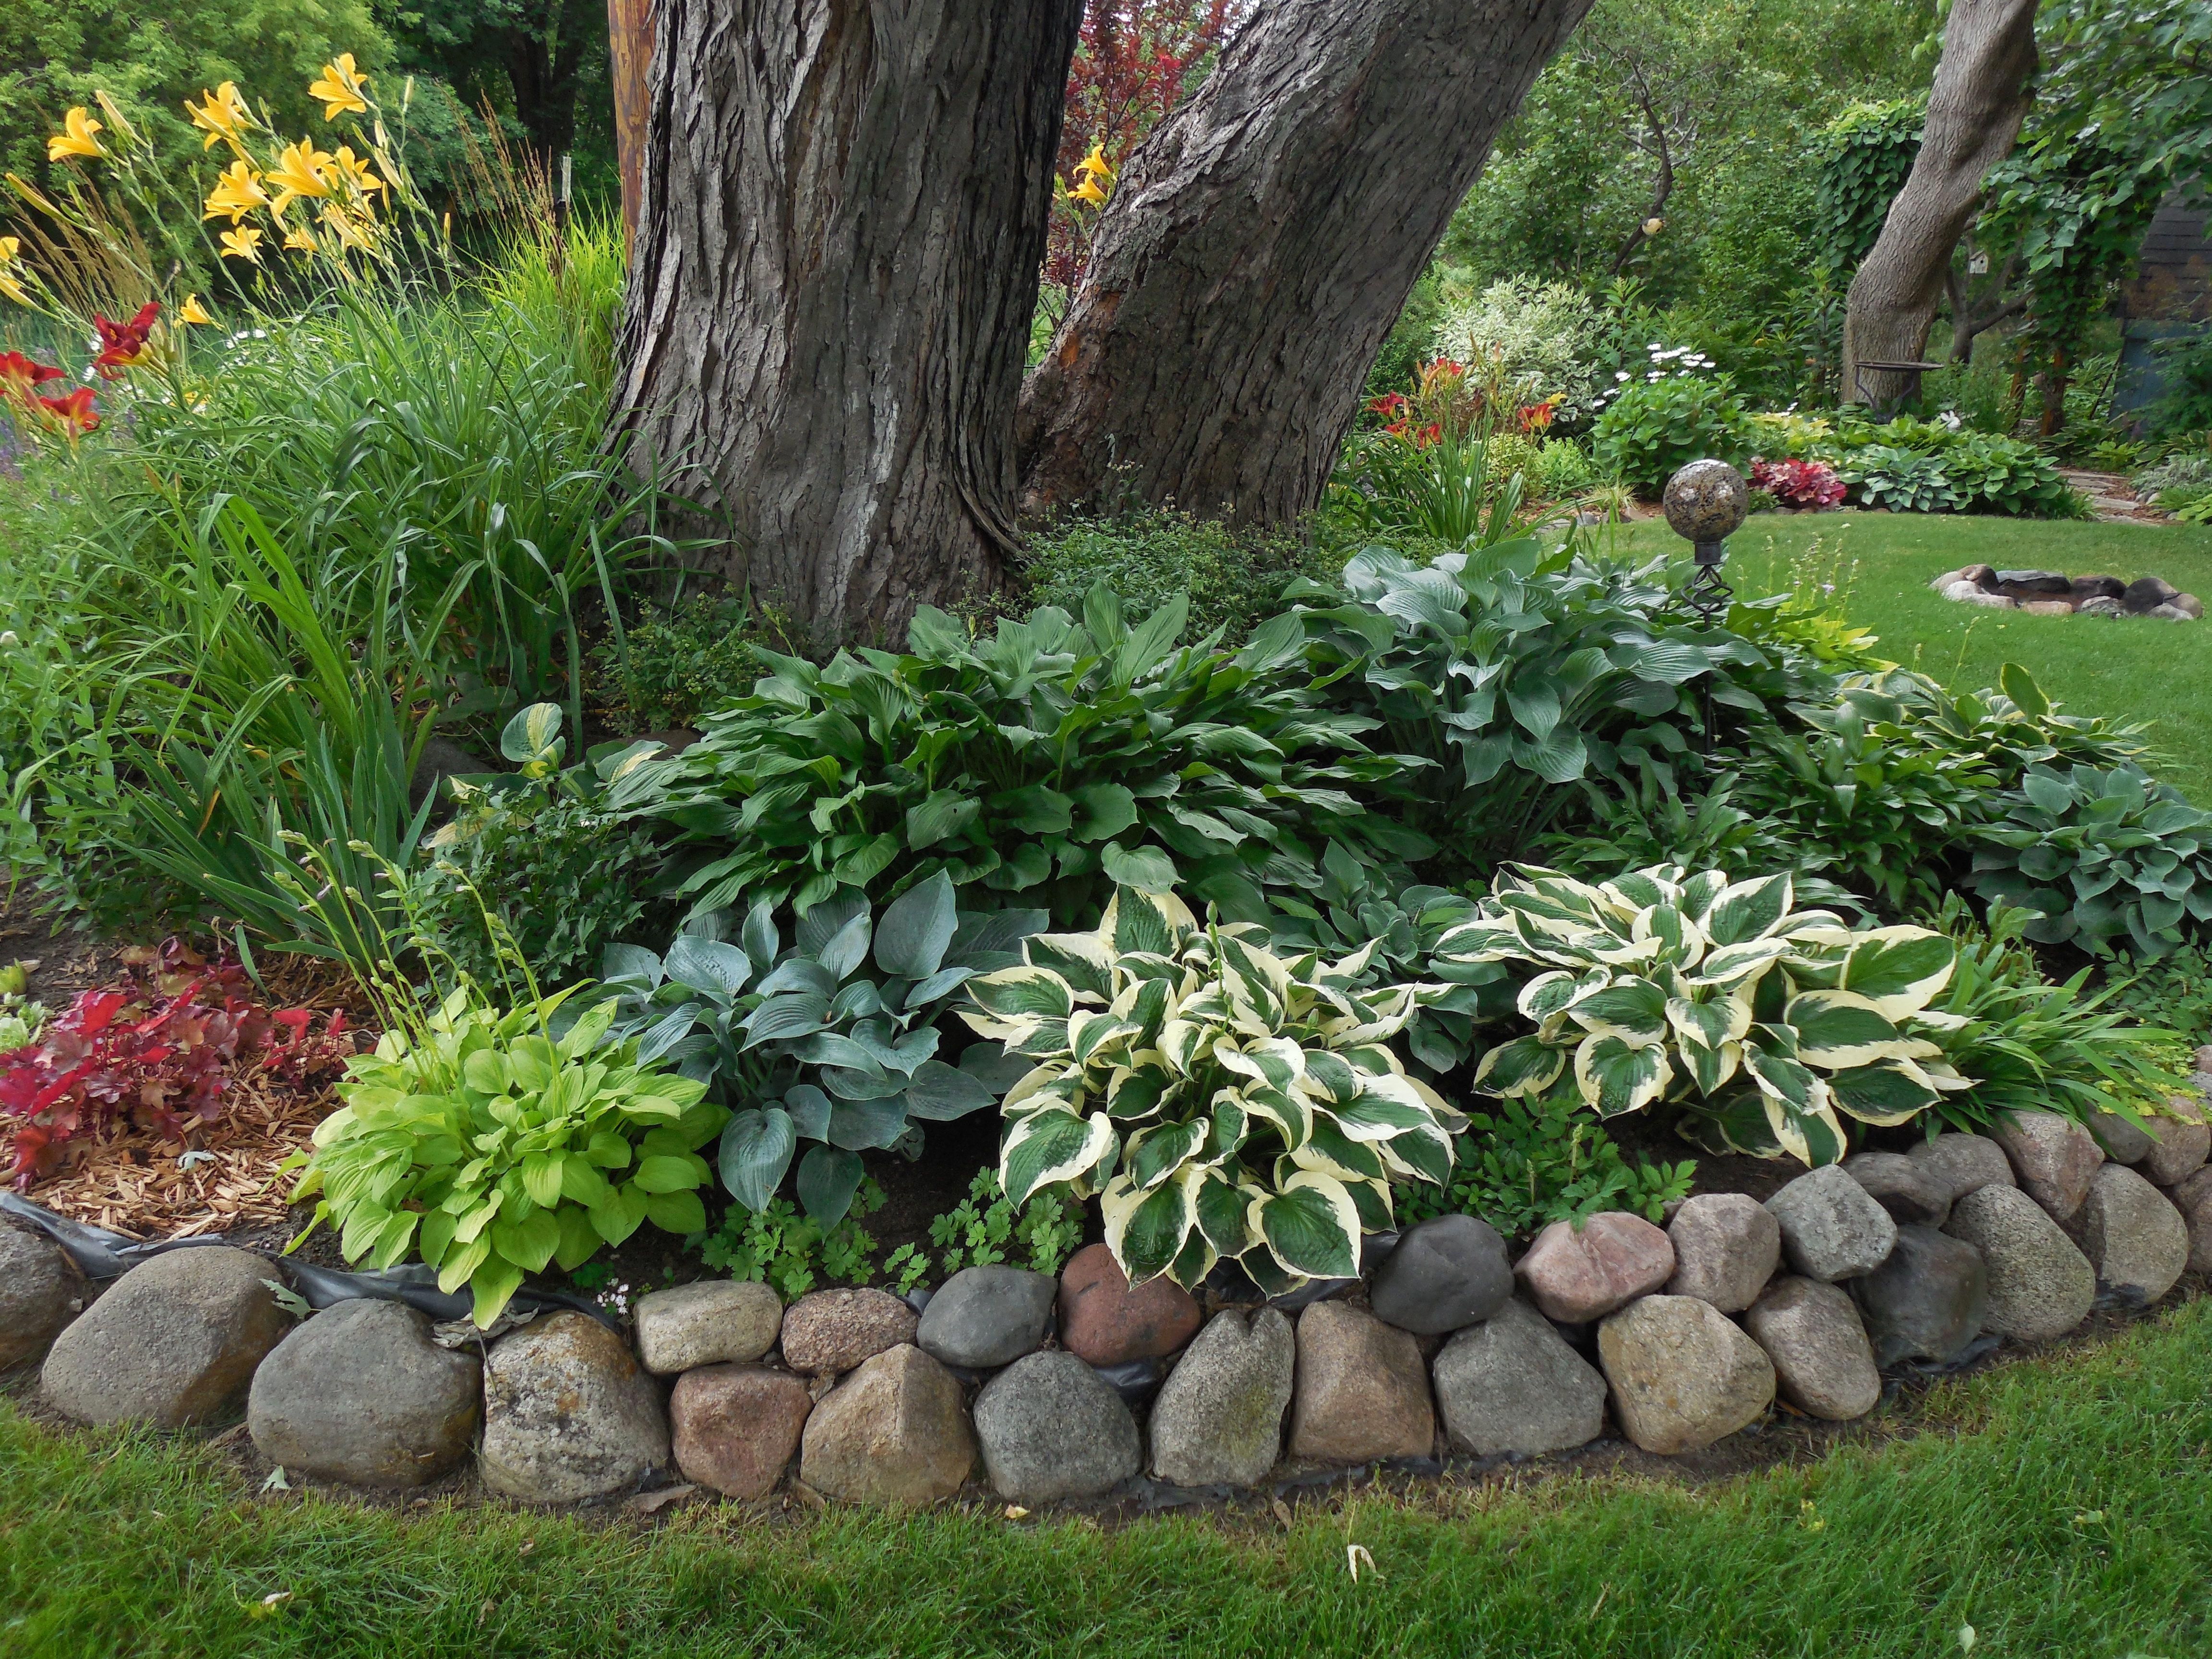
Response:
[1751,457,1846,510]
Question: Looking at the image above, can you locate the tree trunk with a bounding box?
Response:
[497,0,600,167]
[613,0,1082,644]
[1016,0,1596,526]
[607,0,653,246]
[1841,0,2038,409]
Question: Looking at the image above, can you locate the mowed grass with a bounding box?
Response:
[2,1298,2209,1659]
[1607,512,2212,799]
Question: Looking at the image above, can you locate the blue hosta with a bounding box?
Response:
[1437,864,1974,1166]
[959,886,1464,1292]
[595,872,1041,1226]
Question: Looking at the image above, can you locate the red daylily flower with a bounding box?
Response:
[0,350,65,399]
[36,385,99,435]
[91,301,160,377]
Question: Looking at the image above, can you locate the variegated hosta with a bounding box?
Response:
[960,887,1465,1292]
[1437,864,1973,1166]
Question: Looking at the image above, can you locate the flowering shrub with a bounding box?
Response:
[0,940,353,1185]
[1751,457,1847,510]
[1434,276,1607,425]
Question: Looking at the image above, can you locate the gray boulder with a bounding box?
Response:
[2085,1108,2155,1166]
[1843,1152,1950,1226]
[973,1351,1142,1503]
[2079,1164,2189,1306]
[480,1311,670,1504]
[1944,1185,2095,1342]
[1744,1277,1882,1420]
[1286,1301,1434,1465]
[1993,1111,2104,1221]
[42,1246,289,1428]
[1431,1298,1607,1456]
[1664,1192,1781,1311]
[2170,1167,2212,1275]
[1149,1309,1294,1487]
[408,735,493,809]
[634,1280,782,1375]
[800,1344,975,1507]
[915,1266,1055,1370]
[1367,1214,1513,1335]
[1905,1134,2016,1208]
[1765,1165,1897,1282]
[1597,1295,1775,1454]
[0,1224,83,1369]
[1845,1225,1988,1366]
[2140,1096,2210,1188]
[248,1298,481,1487]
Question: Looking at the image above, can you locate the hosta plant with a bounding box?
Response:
[1437,864,1975,1166]
[1838,446,1961,514]
[961,886,1466,1291]
[289,989,723,1326]
[596,873,1041,1226]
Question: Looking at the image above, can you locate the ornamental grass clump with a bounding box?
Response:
[1438,863,1974,1166]
[960,885,1464,1292]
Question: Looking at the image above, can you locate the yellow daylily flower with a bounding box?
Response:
[202,159,270,224]
[1078,143,1114,181]
[309,53,370,120]
[283,223,318,255]
[267,138,335,216]
[186,82,252,151]
[1069,174,1108,206]
[179,294,214,325]
[219,225,264,263]
[0,236,16,264]
[48,108,104,162]
[0,271,27,307]
[330,145,385,197]
[318,202,376,251]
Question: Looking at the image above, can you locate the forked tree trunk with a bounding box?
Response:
[614,0,1083,644]
[1841,0,2039,409]
[1017,0,1597,525]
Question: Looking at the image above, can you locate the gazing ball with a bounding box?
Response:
[1662,459,1748,543]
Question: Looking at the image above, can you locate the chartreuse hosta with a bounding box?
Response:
[960,886,1463,1292]
[1437,864,1973,1165]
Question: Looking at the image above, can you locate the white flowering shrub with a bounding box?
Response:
[1434,277,1607,424]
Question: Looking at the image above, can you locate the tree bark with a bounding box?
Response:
[606,0,653,246]
[1842,0,2039,409]
[613,0,1083,644]
[1016,0,1596,526]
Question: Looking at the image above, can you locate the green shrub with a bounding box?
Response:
[1018,511,1334,647]
[609,587,1429,933]
[881,1166,1084,1293]
[590,593,779,733]
[1838,445,1962,513]
[1941,433,2088,517]
[693,1180,887,1299]
[1444,862,1978,1165]
[1529,437,1599,499]
[961,885,1464,1291]
[289,988,724,1327]
[1396,1096,1696,1238]
[1433,276,1608,425]
[1590,376,1752,493]
[1324,431,1558,546]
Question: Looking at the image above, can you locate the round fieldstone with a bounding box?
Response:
[0,1223,83,1369]
[1431,1297,1607,1456]
[1286,1301,1434,1465]
[1149,1308,1294,1488]
[1944,1185,2095,1343]
[1664,1193,1780,1311]
[1993,1111,2104,1221]
[1514,1212,1675,1323]
[1906,1134,2017,1208]
[1842,1152,1950,1226]
[2140,1096,2209,1188]
[634,1280,782,1375]
[1764,1165,1897,1282]
[799,1344,975,1507]
[915,1265,1055,1370]
[1366,1214,1513,1334]
[480,1311,670,1504]
[1597,1295,1775,1455]
[1662,459,1748,542]
[1058,1243,1202,1366]
[2169,1167,2212,1275]
[671,1364,812,1500]
[1844,1225,1988,1366]
[973,1351,1142,1503]
[247,1298,481,1487]
[41,1245,289,1428]
[2079,1164,2189,1306]
[2085,1108,2155,1166]
[1744,1276,1881,1420]
[780,1287,918,1375]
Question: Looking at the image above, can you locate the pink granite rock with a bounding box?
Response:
[1513,1212,1675,1323]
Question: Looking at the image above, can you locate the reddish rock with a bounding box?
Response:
[671,1364,813,1500]
[798,1344,974,1507]
[779,1288,917,1375]
[1993,1111,2104,1221]
[1057,1243,1202,1366]
[1286,1302,1433,1465]
[1513,1212,1675,1323]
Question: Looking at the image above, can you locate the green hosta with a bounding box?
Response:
[289,989,723,1326]
[597,873,1040,1227]
[960,886,1465,1291]
[1438,864,1975,1166]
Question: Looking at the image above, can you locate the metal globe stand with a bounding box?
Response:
[1661,459,1749,754]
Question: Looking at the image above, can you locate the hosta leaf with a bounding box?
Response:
[1703,873,1792,946]
[906,790,981,851]
[1101,842,1179,895]
[1761,1088,1847,1168]
[664,935,753,999]
[903,1058,999,1121]
[490,1207,561,1273]
[1246,1171,1360,1281]
[1678,1036,1741,1096]
[873,869,959,978]
[1375,1123,1454,1186]
[1190,1167,1255,1256]
[1827,1058,1942,1125]
[1024,931,1116,1000]
[717,1107,796,1212]
[520,1152,565,1210]
[1786,989,1911,1068]
[826,1096,909,1150]
[1101,1173,1197,1285]
[1295,1117,1387,1182]
[1567,977,1669,1040]
[1837,926,1957,1018]
[795,1144,866,1225]
[645,1188,708,1235]
[1573,1034,1672,1116]
[1000,1107,1115,1204]
[1070,781,1140,844]
[1104,1063,1170,1119]
[1472,1034,1566,1098]
[1125,1118,1209,1190]
[1667,993,1751,1052]
[966,966,1075,1022]
[742,992,831,1046]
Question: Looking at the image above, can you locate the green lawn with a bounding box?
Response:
[1608,512,2212,799]
[3,1298,2209,1658]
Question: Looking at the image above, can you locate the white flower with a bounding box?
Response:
[1616,371,1631,381]
[0,631,16,649]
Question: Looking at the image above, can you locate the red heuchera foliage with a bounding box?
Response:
[0,939,353,1186]
[1752,457,1847,510]
[1043,0,1242,292]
